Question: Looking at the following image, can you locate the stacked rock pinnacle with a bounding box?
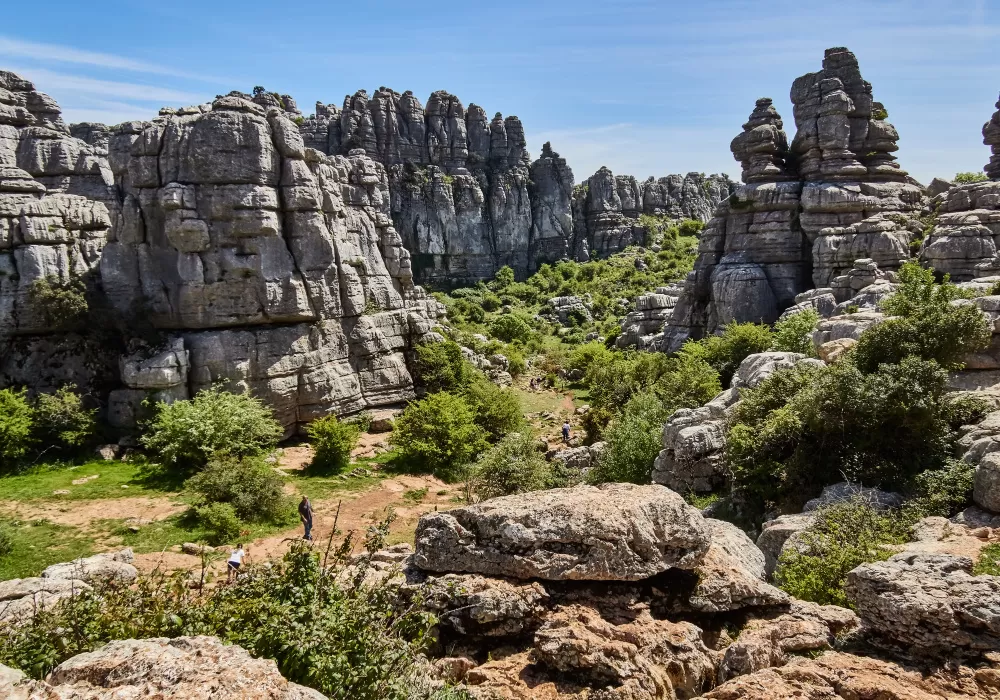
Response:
[985,93,1000,180]
[662,47,924,349]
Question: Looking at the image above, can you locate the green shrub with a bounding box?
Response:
[654,352,723,409]
[941,393,992,429]
[492,265,515,290]
[678,219,705,237]
[728,357,955,516]
[186,455,291,524]
[771,309,819,355]
[461,377,524,442]
[28,276,88,328]
[33,386,96,451]
[566,341,614,376]
[852,261,989,373]
[412,340,475,393]
[470,432,550,501]
[141,387,283,472]
[902,459,975,519]
[955,171,988,184]
[774,498,909,607]
[588,391,672,485]
[682,322,774,386]
[975,543,1000,575]
[390,393,487,481]
[195,502,242,545]
[489,314,533,344]
[0,389,34,470]
[0,530,450,699]
[504,347,526,377]
[307,415,361,474]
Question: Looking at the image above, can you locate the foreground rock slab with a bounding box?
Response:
[846,553,1000,656]
[414,484,710,581]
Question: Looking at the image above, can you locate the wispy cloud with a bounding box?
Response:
[0,36,229,83]
[4,66,204,104]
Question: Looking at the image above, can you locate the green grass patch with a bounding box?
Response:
[0,519,96,579]
[284,471,385,501]
[512,387,567,415]
[0,460,177,503]
[99,512,298,554]
[975,543,1000,576]
[402,487,428,504]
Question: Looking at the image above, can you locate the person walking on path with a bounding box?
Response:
[299,495,313,541]
[562,421,571,444]
[227,544,245,583]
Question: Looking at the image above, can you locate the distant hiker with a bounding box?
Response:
[299,496,313,540]
[562,422,571,444]
[227,544,245,583]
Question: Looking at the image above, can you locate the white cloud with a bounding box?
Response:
[5,66,205,105]
[0,36,228,83]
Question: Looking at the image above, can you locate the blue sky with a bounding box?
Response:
[2,0,997,184]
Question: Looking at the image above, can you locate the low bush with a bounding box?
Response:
[33,386,97,452]
[461,377,524,442]
[390,392,487,481]
[195,502,242,545]
[682,322,774,386]
[141,387,283,472]
[852,261,989,373]
[307,415,361,474]
[469,432,550,501]
[773,498,909,607]
[955,171,988,184]
[28,276,88,329]
[186,455,291,524]
[770,309,819,355]
[588,391,673,485]
[0,388,34,470]
[489,314,534,344]
[902,459,975,519]
[566,341,614,376]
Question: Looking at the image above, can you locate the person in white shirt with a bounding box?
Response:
[227,544,245,583]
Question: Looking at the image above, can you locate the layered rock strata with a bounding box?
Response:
[662,48,924,349]
[0,72,444,432]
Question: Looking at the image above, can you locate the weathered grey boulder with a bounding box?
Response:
[802,481,903,513]
[547,295,592,325]
[413,484,710,581]
[846,552,1000,654]
[756,514,815,576]
[731,352,811,390]
[0,576,92,625]
[43,636,326,699]
[974,452,1000,513]
[41,548,137,584]
[409,573,549,637]
[652,389,737,494]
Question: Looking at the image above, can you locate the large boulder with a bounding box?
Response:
[756,514,815,577]
[413,484,710,581]
[41,549,137,584]
[845,552,1000,655]
[0,577,91,625]
[41,636,325,699]
[652,389,737,494]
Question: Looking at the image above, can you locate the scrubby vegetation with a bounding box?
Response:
[954,171,988,183]
[0,386,98,472]
[391,392,487,481]
[307,415,362,474]
[469,431,552,501]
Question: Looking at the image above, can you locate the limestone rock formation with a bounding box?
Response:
[13,636,327,699]
[662,48,924,349]
[920,180,1000,281]
[41,548,137,584]
[985,92,1000,181]
[651,390,735,495]
[845,553,1000,656]
[616,285,683,350]
[413,484,710,580]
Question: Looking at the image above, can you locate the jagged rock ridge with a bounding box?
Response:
[297,88,733,284]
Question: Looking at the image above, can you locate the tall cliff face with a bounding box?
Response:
[299,89,732,284]
[0,74,444,431]
[662,48,925,349]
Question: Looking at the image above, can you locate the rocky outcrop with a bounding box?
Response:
[985,92,1000,181]
[662,48,924,349]
[1,636,326,699]
[616,285,683,349]
[845,552,1000,656]
[414,484,710,580]
[651,389,735,495]
[0,72,445,431]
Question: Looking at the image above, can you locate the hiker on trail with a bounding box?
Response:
[299,496,313,541]
[562,421,571,444]
[227,544,245,583]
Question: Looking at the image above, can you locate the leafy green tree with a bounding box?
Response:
[412,340,475,393]
[28,276,88,329]
[771,309,819,355]
[195,502,242,545]
[390,393,487,481]
[588,391,673,485]
[0,389,34,470]
[489,314,533,343]
[461,377,524,442]
[33,386,97,452]
[853,261,989,372]
[306,415,361,474]
[492,265,515,290]
[141,387,283,472]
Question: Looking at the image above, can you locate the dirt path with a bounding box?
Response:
[0,497,186,530]
[133,473,462,576]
